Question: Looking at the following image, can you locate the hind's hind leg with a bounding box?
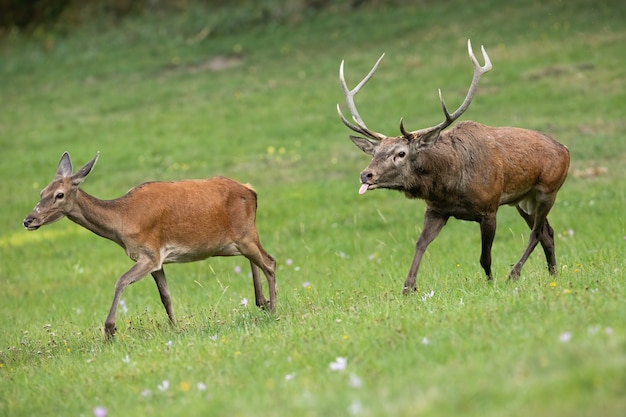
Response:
[240,237,277,312]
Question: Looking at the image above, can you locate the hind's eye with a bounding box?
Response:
[55,192,64,200]
[398,151,406,158]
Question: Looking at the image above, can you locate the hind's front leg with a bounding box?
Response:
[104,259,155,337]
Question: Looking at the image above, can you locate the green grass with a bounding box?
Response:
[1,0,625,416]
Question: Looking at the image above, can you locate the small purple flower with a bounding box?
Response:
[234,265,242,274]
[240,297,248,307]
[158,380,170,391]
[302,281,311,289]
[93,407,107,417]
[559,332,572,343]
[286,259,293,266]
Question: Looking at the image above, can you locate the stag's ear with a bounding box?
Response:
[350,135,379,156]
[71,152,99,185]
[411,129,441,151]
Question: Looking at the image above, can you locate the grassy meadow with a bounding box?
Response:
[1,0,625,415]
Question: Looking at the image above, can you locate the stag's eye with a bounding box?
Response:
[55,192,64,200]
[397,151,406,158]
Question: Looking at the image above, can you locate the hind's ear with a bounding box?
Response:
[56,152,73,178]
[71,152,99,185]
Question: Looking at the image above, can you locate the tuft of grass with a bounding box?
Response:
[1,1,625,416]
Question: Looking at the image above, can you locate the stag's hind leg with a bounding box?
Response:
[510,199,557,279]
[479,213,497,280]
[515,206,557,275]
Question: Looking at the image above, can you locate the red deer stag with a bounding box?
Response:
[23,152,277,336]
[337,40,569,293]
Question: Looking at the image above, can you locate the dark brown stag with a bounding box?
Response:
[337,40,570,293]
[24,152,277,336]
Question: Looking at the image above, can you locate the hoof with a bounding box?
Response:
[104,324,117,338]
[402,286,416,295]
[508,270,521,281]
[257,299,276,313]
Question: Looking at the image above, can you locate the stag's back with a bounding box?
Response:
[441,121,569,206]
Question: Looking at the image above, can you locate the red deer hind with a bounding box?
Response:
[337,40,570,293]
[24,152,277,336]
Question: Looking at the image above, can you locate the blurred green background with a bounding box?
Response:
[1,1,624,416]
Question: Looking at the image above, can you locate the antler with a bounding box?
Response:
[337,54,388,141]
[401,39,492,139]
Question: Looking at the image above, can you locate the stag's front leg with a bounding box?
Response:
[479,214,497,280]
[104,258,155,337]
[403,210,448,294]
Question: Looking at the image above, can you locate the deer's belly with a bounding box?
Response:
[160,243,242,264]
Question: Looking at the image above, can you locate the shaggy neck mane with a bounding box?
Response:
[403,132,472,200]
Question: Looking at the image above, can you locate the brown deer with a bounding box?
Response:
[23,152,277,336]
[337,40,570,293]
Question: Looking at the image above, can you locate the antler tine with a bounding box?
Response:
[399,117,411,138]
[337,54,388,141]
[443,39,492,121]
[402,39,492,139]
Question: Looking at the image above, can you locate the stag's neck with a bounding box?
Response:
[66,189,125,247]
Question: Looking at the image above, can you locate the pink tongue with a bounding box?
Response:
[359,183,369,195]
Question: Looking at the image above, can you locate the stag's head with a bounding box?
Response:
[23,152,99,230]
[337,40,492,195]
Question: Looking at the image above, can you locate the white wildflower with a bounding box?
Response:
[349,373,362,388]
[559,332,572,343]
[329,357,347,371]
